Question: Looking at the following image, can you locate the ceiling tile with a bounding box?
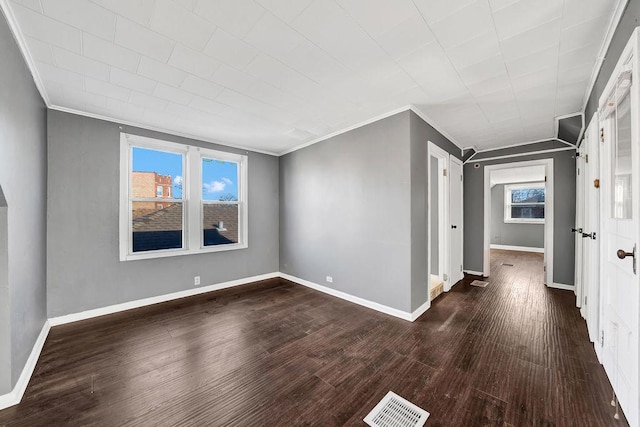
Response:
[41,0,116,40]
[427,1,494,49]
[128,91,168,110]
[114,17,175,62]
[458,55,508,86]
[505,45,559,78]
[446,30,502,70]
[336,0,416,38]
[563,0,615,29]
[52,47,111,81]
[374,14,435,60]
[35,61,84,89]
[254,0,312,23]
[499,18,561,62]
[148,0,214,51]
[10,3,81,53]
[413,0,476,25]
[493,0,562,41]
[89,0,156,25]
[137,56,187,87]
[203,29,259,70]
[10,0,41,13]
[110,67,157,94]
[560,15,610,53]
[24,36,54,64]
[510,66,557,93]
[488,0,518,12]
[194,0,266,38]
[558,43,599,73]
[153,83,193,105]
[180,74,224,100]
[167,45,220,79]
[85,77,130,101]
[82,33,141,73]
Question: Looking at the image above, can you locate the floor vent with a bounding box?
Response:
[470,280,489,288]
[364,391,429,427]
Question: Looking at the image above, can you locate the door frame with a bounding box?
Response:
[428,142,450,290]
[483,159,554,286]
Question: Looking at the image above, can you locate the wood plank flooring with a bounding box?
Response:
[0,250,628,426]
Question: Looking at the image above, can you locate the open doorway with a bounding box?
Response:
[428,143,449,300]
[483,159,554,285]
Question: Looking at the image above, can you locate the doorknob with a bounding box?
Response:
[582,232,596,239]
[451,225,457,229]
[616,244,636,274]
[572,227,582,233]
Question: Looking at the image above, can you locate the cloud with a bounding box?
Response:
[203,180,226,193]
[173,176,182,186]
[222,177,232,185]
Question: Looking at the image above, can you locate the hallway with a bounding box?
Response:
[0,251,627,426]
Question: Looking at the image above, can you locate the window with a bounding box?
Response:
[504,183,545,223]
[120,133,248,261]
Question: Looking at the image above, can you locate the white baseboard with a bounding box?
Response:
[463,270,485,276]
[279,273,414,321]
[0,321,50,411]
[490,244,544,253]
[410,300,430,321]
[49,272,280,326]
[548,282,574,291]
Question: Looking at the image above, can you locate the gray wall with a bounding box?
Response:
[464,149,576,285]
[409,112,461,311]
[585,1,640,124]
[490,184,544,248]
[46,111,279,317]
[280,111,412,312]
[0,11,48,392]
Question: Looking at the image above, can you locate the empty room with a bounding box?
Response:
[1,0,639,426]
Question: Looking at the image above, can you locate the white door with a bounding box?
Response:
[598,29,639,427]
[449,156,463,288]
[584,115,601,345]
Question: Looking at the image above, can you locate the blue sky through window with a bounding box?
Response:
[131,147,238,201]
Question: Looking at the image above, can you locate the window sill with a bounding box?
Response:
[120,242,248,261]
[504,219,545,225]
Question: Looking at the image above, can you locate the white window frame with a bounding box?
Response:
[119,133,248,261]
[504,182,546,224]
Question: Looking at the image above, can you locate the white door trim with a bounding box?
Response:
[449,155,464,288]
[483,159,554,285]
[428,142,450,291]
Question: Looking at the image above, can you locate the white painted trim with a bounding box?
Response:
[49,105,279,156]
[428,142,450,291]
[554,112,584,146]
[279,105,463,156]
[0,321,50,411]
[49,272,279,326]
[473,138,555,153]
[467,147,575,164]
[490,244,545,253]
[0,1,50,106]
[410,299,431,321]
[548,282,575,291]
[580,0,630,113]
[279,273,414,321]
[463,270,485,276]
[484,159,554,284]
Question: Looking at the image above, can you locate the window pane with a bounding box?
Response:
[202,158,238,201]
[612,91,632,219]
[132,202,183,252]
[203,204,238,246]
[132,147,183,199]
[511,188,545,203]
[511,205,544,219]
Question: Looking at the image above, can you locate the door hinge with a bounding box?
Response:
[585,154,589,163]
[443,169,447,177]
[460,264,463,272]
[600,128,605,142]
[544,265,546,272]
[443,273,448,281]
[584,295,587,305]
[578,168,580,175]
[600,330,604,347]
[544,175,547,182]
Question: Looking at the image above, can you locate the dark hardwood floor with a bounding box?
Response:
[0,250,627,426]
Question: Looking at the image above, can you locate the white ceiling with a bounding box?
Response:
[3,0,620,155]
[490,165,545,186]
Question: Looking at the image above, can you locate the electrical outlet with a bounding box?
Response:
[194,276,200,286]
[326,276,333,283]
